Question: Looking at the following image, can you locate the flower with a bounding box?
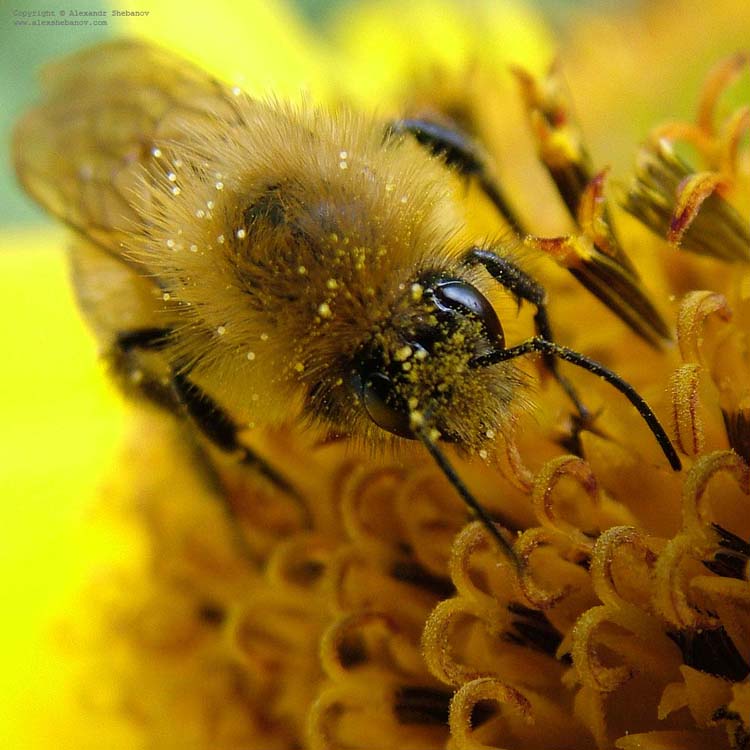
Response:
[4,1,750,749]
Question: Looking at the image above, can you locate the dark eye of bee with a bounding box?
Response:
[424,279,505,347]
[360,371,413,438]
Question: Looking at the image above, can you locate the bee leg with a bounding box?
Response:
[114,328,302,504]
[474,337,681,471]
[386,118,524,234]
[464,247,590,421]
[169,372,293,488]
[416,426,520,570]
[111,327,179,409]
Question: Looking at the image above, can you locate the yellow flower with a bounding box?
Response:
[4,1,750,749]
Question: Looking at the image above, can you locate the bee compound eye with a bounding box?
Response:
[431,280,504,346]
[361,372,415,439]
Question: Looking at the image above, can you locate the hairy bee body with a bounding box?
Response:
[15,40,523,451]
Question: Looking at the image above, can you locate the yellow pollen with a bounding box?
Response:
[395,345,412,361]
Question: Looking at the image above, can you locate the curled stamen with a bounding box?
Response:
[449,677,531,750]
[397,468,474,576]
[719,105,750,178]
[676,291,732,365]
[696,52,750,135]
[340,464,405,550]
[232,592,319,668]
[266,532,331,590]
[326,548,432,624]
[669,171,730,246]
[422,598,500,686]
[449,521,518,614]
[573,607,683,701]
[531,455,600,553]
[492,415,535,493]
[307,683,392,750]
[682,450,750,536]
[319,612,424,681]
[571,606,636,692]
[590,526,657,612]
[670,363,706,457]
[668,174,750,262]
[514,528,576,610]
[653,532,719,629]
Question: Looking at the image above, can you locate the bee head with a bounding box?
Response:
[352,273,514,444]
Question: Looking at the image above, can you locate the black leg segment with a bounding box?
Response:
[416,428,520,569]
[464,247,589,419]
[171,371,301,498]
[113,326,301,499]
[473,336,682,471]
[116,326,172,352]
[387,118,525,234]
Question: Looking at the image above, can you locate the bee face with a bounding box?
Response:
[14,40,680,562]
[13,38,524,443]
[349,275,514,444]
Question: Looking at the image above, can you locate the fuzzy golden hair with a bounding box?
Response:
[14,39,526,451]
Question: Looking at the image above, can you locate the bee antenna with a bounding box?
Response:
[415,426,521,570]
[473,337,682,471]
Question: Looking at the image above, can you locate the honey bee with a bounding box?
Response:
[14,40,680,564]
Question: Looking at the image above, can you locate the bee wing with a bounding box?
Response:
[13,39,243,266]
[69,236,181,411]
[69,237,168,345]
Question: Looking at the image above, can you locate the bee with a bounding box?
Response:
[14,40,680,565]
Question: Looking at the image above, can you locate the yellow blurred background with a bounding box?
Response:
[1,0,747,746]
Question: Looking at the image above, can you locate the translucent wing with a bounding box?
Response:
[13,39,244,266]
